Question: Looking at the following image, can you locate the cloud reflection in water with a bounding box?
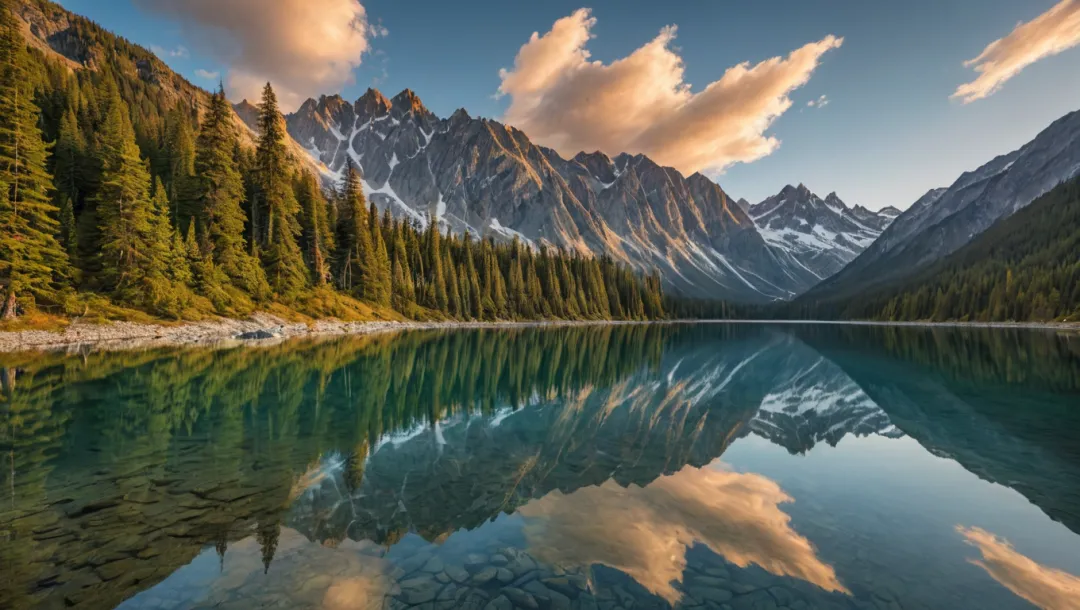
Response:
[959,526,1080,610]
[519,464,848,603]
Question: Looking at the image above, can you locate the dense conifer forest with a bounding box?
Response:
[2,0,1077,328]
[0,1,665,324]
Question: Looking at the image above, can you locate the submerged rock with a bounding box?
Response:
[236,329,279,340]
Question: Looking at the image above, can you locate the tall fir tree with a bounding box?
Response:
[162,105,197,228]
[193,87,269,303]
[0,5,69,318]
[334,162,366,292]
[333,162,387,304]
[366,205,392,306]
[92,94,179,312]
[253,83,307,297]
[52,107,85,208]
[390,223,415,309]
[296,171,332,286]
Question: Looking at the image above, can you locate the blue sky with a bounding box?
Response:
[55,0,1080,211]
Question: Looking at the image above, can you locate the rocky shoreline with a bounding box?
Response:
[0,314,640,354]
[1,315,1075,354]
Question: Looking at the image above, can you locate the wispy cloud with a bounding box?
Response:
[194,69,220,81]
[135,0,382,111]
[807,94,829,108]
[953,0,1080,103]
[497,9,842,175]
[959,526,1080,610]
[150,44,189,58]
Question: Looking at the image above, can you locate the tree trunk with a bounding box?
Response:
[1,290,16,320]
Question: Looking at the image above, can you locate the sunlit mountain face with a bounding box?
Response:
[2,325,1079,609]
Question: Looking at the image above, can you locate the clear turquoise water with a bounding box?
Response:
[2,324,1079,609]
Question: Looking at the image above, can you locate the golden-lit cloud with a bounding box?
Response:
[959,526,1080,610]
[518,465,848,604]
[135,0,377,111]
[497,9,842,175]
[953,0,1080,104]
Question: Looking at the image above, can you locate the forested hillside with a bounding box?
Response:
[0,0,665,324]
[799,176,1080,322]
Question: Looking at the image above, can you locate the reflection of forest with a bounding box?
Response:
[0,325,684,608]
[2,324,1078,608]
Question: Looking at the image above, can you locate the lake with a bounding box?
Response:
[2,323,1079,610]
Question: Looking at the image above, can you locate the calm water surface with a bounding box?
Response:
[2,324,1079,610]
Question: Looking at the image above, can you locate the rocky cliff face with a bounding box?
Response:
[749,185,898,281]
[807,109,1080,300]
[275,89,824,301]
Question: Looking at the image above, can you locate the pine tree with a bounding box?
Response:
[253,83,307,297]
[425,222,448,312]
[463,233,482,320]
[193,87,268,302]
[445,248,461,317]
[93,94,175,310]
[367,210,392,306]
[0,6,69,318]
[150,179,192,288]
[334,162,366,293]
[57,195,76,261]
[296,172,332,286]
[390,226,414,309]
[52,107,85,208]
[162,106,197,228]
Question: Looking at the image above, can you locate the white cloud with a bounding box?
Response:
[953,0,1080,103]
[135,0,380,111]
[194,69,220,81]
[497,9,842,175]
[807,94,829,108]
[150,44,189,58]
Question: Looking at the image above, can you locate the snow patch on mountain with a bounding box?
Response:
[749,185,897,281]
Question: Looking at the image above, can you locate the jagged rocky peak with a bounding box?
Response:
[320,94,351,113]
[824,191,848,209]
[686,172,714,188]
[389,88,431,119]
[573,151,616,183]
[750,183,898,282]
[356,87,392,117]
[233,99,259,127]
[450,107,471,123]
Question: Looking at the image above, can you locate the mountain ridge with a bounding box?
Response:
[749,184,898,280]
[268,88,831,302]
[802,108,1080,304]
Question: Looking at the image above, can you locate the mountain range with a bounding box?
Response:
[239,90,897,301]
[749,185,899,281]
[12,0,1080,313]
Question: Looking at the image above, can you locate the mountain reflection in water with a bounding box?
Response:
[1,324,1079,609]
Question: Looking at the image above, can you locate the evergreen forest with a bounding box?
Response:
[0,1,665,324]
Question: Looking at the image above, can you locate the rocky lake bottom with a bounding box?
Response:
[2,323,1079,609]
